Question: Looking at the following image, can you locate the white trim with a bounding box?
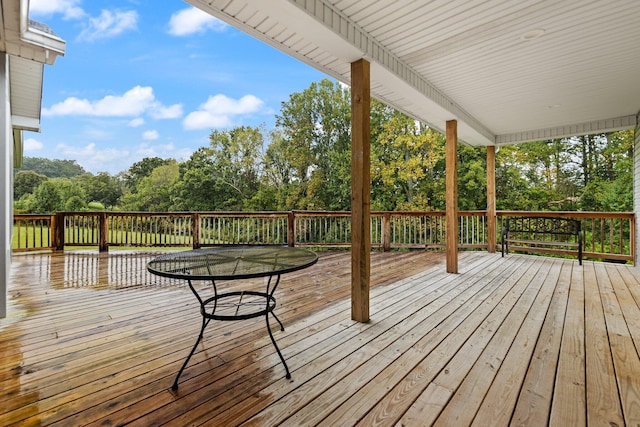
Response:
[496,115,638,145]
[11,114,39,131]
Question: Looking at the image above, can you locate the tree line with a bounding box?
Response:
[14,79,634,214]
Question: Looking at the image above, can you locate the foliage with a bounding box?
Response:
[74,172,122,208]
[16,157,86,178]
[121,157,173,193]
[274,78,352,210]
[371,107,445,210]
[65,195,87,211]
[30,181,63,213]
[120,161,179,211]
[14,170,47,200]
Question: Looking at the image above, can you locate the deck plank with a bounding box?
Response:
[1,250,639,426]
[583,262,624,427]
[470,260,570,426]
[549,256,586,426]
[596,263,640,425]
[511,258,573,426]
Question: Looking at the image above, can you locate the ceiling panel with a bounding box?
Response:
[187,0,640,145]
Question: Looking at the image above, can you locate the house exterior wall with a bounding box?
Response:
[0,54,10,318]
[635,112,640,267]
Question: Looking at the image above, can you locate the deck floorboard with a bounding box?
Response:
[1,250,640,426]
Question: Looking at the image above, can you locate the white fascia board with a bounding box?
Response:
[19,0,66,65]
[496,115,638,145]
[11,114,39,131]
[20,28,65,64]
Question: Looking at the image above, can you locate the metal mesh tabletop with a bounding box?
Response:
[147,246,318,280]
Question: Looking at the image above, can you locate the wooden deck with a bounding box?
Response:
[1,250,640,426]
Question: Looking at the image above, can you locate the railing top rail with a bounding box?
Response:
[15,210,634,220]
[497,211,634,219]
[13,214,54,219]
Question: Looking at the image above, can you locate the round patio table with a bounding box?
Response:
[147,245,318,389]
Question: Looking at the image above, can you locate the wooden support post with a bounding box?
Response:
[54,212,65,251]
[487,145,496,253]
[98,211,108,252]
[382,212,391,252]
[351,58,371,323]
[192,213,201,249]
[446,120,458,273]
[288,211,295,247]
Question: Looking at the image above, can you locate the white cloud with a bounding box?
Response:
[43,86,180,120]
[23,138,44,151]
[150,103,183,119]
[142,130,159,141]
[136,142,174,157]
[55,142,129,173]
[52,140,192,175]
[183,94,264,130]
[78,9,138,42]
[128,118,145,127]
[168,7,227,36]
[135,142,191,161]
[29,0,85,19]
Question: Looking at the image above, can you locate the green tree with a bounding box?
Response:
[75,172,122,208]
[171,148,222,211]
[121,157,173,193]
[578,130,633,211]
[56,179,87,209]
[275,78,351,210]
[457,144,487,210]
[260,129,296,210]
[371,108,445,211]
[120,161,179,211]
[14,170,47,199]
[16,157,86,178]
[210,126,264,210]
[65,195,87,211]
[30,181,63,213]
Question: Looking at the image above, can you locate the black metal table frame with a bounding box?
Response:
[177,273,286,390]
[147,246,318,390]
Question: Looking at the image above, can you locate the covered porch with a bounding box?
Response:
[1,250,639,426]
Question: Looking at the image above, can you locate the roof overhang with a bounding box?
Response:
[186,0,640,146]
[0,0,65,166]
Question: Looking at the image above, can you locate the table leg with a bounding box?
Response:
[266,311,291,379]
[172,313,211,390]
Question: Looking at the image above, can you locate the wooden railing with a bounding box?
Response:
[12,210,635,263]
[497,211,635,263]
[12,214,56,252]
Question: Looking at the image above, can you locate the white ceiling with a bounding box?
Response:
[186,0,640,146]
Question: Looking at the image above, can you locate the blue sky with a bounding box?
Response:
[27,0,327,175]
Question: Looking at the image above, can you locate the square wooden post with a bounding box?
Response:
[98,212,108,253]
[487,145,496,253]
[446,120,458,273]
[351,58,371,322]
